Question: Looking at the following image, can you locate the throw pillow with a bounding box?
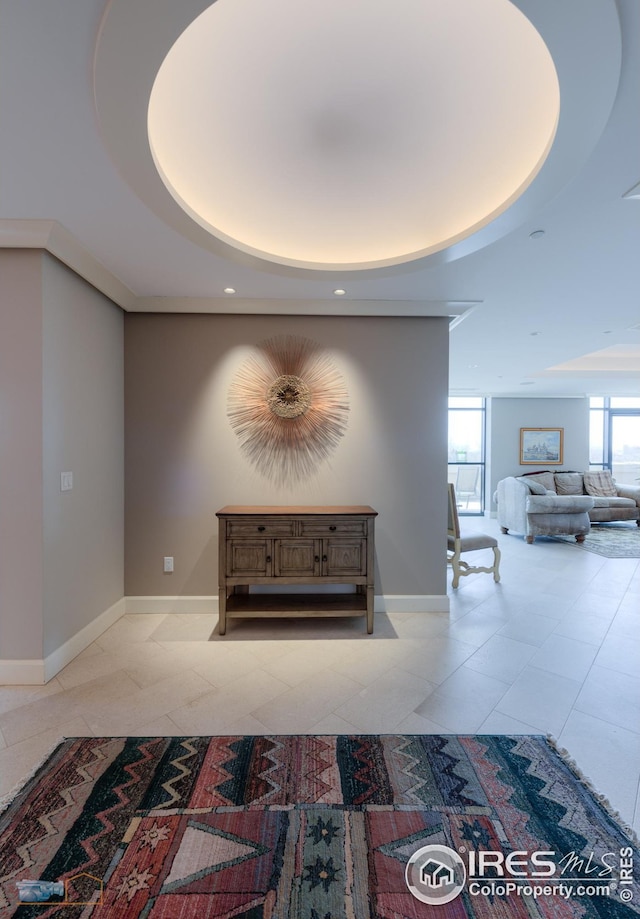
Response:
[524,471,557,492]
[583,470,617,497]
[516,476,547,495]
[555,472,585,495]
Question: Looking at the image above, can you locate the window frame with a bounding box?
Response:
[448,397,486,515]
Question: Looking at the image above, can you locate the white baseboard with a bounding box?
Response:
[0,598,126,686]
[0,659,47,685]
[125,596,218,614]
[375,595,450,613]
[43,597,126,683]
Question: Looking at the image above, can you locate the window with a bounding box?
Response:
[589,396,640,486]
[448,397,486,514]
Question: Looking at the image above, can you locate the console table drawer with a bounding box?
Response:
[227,519,295,537]
[299,518,366,537]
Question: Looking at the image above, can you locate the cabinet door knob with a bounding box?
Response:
[329,525,337,531]
[257,525,266,532]
[266,555,271,562]
[315,555,320,562]
[322,555,327,562]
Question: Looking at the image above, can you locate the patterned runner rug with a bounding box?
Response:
[551,522,640,557]
[1,735,638,917]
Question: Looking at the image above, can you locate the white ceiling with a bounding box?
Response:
[1,0,639,397]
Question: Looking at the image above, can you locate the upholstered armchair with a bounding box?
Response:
[496,476,594,544]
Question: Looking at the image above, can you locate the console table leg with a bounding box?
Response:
[218,588,227,635]
[366,586,374,634]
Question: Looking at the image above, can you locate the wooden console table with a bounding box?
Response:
[216,505,377,635]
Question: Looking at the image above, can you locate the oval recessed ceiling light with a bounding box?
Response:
[520,381,536,385]
[223,287,236,294]
[146,0,560,270]
[333,289,346,296]
[529,229,546,239]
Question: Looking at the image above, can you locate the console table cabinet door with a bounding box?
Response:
[322,539,367,577]
[227,540,272,577]
[274,539,320,578]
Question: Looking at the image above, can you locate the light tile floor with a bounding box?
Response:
[1,517,639,836]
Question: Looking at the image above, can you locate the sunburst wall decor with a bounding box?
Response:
[227,335,349,482]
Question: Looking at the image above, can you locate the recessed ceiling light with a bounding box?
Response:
[602,330,613,334]
[529,331,541,336]
[520,381,536,385]
[529,229,546,239]
[223,287,236,294]
[333,289,346,296]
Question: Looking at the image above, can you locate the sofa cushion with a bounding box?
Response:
[591,496,637,508]
[555,472,585,495]
[516,476,547,495]
[524,472,557,493]
[583,470,617,497]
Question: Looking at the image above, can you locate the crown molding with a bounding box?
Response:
[0,219,137,310]
[134,297,481,319]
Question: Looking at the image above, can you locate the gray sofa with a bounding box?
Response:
[495,470,640,543]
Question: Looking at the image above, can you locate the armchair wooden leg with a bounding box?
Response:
[451,553,461,589]
[492,546,501,583]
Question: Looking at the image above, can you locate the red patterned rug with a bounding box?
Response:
[0,735,638,917]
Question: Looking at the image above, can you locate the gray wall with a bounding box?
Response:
[125,313,450,600]
[42,255,124,656]
[0,251,124,662]
[489,396,589,508]
[0,251,45,659]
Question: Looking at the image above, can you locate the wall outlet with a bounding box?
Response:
[163,556,174,573]
[60,471,73,491]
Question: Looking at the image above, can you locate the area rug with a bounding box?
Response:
[551,523,640,558]
[1,735,638,917]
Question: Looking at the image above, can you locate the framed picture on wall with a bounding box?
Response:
[520,427,564,465]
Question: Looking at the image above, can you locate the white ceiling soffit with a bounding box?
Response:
[540,344,640,377]
[0,217,477,319]
[94,0,622,281]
